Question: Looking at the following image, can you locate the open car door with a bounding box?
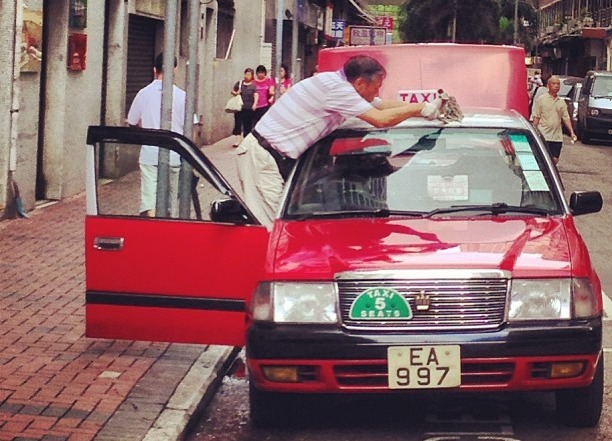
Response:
[85,126,269,346]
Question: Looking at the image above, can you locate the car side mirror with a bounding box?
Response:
[210,198,252,224]
[569,191,603,216]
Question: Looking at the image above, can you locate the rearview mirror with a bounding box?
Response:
[210,198,252,224]
[569,191,603,216]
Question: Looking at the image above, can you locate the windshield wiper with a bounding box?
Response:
[424,203,552,218]
[292,209,425,220]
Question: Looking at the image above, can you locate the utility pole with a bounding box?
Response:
[179,0,200,219]
[276,0,284,100]
[451,1,457,42]
[514,0,519,45]
[156,0,178,218]
[291,0,299,83]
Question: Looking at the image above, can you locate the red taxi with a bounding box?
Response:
[84,45,604,428]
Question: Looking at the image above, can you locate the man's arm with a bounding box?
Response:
[561,109,577,141]
[532,116,540,128]
[563,118,577,141]
[376,99,415,110]
[357,103,430,128]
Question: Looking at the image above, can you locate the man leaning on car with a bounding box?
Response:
[234,55,444,229]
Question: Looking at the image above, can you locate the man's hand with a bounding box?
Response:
[420,102,440,120]
[420,91,447,120]
[571,134,577,144]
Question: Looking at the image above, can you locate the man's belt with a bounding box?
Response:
[251,129,296,181]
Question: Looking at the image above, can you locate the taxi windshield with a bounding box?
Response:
[284,127,562,219]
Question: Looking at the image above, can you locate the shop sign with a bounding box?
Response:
[349,26,387,46]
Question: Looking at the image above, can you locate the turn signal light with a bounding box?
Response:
[551,362,585,378]
[262,366,299,383]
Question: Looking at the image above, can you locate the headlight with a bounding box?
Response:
[589,108,600,116]
[251,282,338,323]
[508,278,599,321]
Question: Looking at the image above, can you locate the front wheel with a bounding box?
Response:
[578,121,592,144]
[581,130,592,144]
[555,357,604,427]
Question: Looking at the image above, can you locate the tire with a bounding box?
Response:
[555,357,604,427]
[581,130,592,144]
[577,120,589,143]
[249,381,296,428]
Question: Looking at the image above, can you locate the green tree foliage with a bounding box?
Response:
[400,0,501,43]
[498,0,539,51]
[399,0,537,49]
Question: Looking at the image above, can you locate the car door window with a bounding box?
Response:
[96,140,226,221]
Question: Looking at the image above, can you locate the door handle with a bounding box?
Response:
[94,237,124,251]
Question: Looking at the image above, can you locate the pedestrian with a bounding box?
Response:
[279,63,292,95]
[127,52,185,217]
[531,70,543,88]
[235,55,443,228]
[231,67,258,147]
[252,65,275,126]
[532,75,577,165]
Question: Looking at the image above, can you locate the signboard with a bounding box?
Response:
[324,5,334,38]
[375,16,394,31]
[69,0,87,28]
[331,20,345,39]
[349,26,387,46]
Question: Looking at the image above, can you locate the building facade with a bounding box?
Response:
[538,0,612,76]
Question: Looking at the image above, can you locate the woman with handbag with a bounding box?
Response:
[230,68,258,147]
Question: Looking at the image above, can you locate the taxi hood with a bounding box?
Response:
[317,44,529,118]
[270,217,573,279]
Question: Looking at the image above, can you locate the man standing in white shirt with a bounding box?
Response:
[127,53,186,217]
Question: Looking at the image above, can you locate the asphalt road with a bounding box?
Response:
[187,136,612,441]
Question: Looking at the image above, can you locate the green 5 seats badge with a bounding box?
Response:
[349,288,412,320]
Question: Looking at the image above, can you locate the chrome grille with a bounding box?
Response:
[338,278,508,330]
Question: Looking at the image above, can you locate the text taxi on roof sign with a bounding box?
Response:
[84,44,603,428]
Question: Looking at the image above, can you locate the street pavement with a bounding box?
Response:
[0,136,240,441]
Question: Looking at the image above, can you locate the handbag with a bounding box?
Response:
[225,81,243,113]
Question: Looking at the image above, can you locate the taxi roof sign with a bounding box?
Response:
[317,44,529,118]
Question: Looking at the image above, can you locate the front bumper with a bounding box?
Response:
[246,319,602,393]
[585,115,612,135]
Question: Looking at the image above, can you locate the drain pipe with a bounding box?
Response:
[9,0,27,217]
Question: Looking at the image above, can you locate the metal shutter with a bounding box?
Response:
[126,15,157,115]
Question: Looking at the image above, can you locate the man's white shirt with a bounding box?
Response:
[127,79,186,166]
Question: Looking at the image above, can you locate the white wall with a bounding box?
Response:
[200,0,266,143]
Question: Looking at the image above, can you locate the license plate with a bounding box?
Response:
[387,345,461,389]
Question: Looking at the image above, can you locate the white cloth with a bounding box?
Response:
[235,134,284,229]
[127,79,186,166]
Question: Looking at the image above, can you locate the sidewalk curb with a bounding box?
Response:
[143,346,239,441]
